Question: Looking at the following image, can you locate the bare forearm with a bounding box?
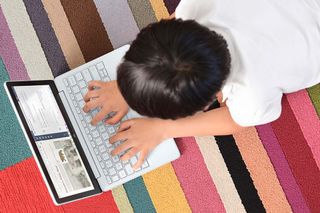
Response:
[163,106,246,138]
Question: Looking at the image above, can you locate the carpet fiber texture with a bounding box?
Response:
[0,0,319,212]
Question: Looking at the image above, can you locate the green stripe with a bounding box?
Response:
[0,58,32,170]
[127,0,158,30]
[123,177,156,213]
[307,84,320,117]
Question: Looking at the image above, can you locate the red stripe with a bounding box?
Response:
[172,137,225,212]
[271,96,320,212]
[0,157,119,212]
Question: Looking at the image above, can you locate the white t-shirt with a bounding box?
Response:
[176,0,320,126]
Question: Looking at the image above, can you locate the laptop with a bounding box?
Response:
[4,44,180,205]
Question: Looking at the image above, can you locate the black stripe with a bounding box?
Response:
[209,101,265,212]
[23,0,70,77]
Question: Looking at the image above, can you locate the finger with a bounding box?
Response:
[133,150,148,170]
[88,80,104,90]
[120,147,139,161]
[105,111,127,125]
[109,132,127,144]
[111,141,133,156]
[91,107,111,126]
[117,120,134,132]
[83,99,101,112]
[84,90,100,102]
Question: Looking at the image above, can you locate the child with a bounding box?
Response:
[83,0,320,169]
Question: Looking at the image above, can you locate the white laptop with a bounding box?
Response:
[4,44,180,205]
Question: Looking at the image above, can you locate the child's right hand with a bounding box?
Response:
[82,80,129,126]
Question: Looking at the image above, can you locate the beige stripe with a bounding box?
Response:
[195,136,246,213]
[149,0,170,20]
[233,127,292,212]
[41,0,85,69]
[111,185,134,213]
[0,0,54,80]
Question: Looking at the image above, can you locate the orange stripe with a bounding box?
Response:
[233,127,292,212]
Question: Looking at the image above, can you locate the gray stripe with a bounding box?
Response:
[94,0,140,48]
[127,0,158,30]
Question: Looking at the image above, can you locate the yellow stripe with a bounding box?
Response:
[112,185,134,213]
[143,163,191,213]
[195,136,246,212]
[233,127,292,212]
[0,0,53,80]
[41,0,85,69]
[149,0,170,20]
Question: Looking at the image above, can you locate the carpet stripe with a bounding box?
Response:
[163,0,180,14]
[215,135,266,212]
[271,96,320,212]
[233,127,292,212]
[172,137,225,212]
[143,163,191,213]
[149,0,170,20]
[93,0,139,49]
[0,0,54,80]
[123,177,156,213]
[41,0,86,69]
[287,90,320,169]
[0,58,32,171]
[195,136,246,213]
[127,0,158,30]
[0,7,29,80]
[22,0,69,77]
[112,185,134,213]
[60,0,113,62]
[307,84,320,117]
[0,157,119,212]
[256,124,310,213]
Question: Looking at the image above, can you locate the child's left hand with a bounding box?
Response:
[109,117,167,170]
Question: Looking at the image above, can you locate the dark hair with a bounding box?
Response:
[117,18,231,119]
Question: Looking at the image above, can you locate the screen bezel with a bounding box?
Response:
[5,80,102,204]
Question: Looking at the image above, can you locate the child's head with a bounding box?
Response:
[117,19,231,119]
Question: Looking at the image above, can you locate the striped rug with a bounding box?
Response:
[0,0,319,212]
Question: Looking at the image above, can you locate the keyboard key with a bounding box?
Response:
[85,128,89,134]
[102,132,109,140]
[94,148,99,155]
[89,66,100,80]
[87,134,92,141]
[119,170,126,178]
[130,156,137,165]
[89,125,97,131]
[79,80,86,89]
[106,160,113,168]
[90,141,95,148]
[103,169,108,175]
[79,100,85,108]
[72,85,80,93]
[96,138,102,145]
[103,69,108,76]
[79,114,84,121]
[92,130,99,138]
[81,121,87,127]
[99,145,106,153]
[125,164,134,175]
[108,168,116,176]
[82,69,92,82]
[73,101,78,107]
[115,163,122,170]
[63,78,69,87]
[68,76,76,86]
[112,175,119,182]
[107,127,115,135]
[70,94,75,100]
[99,70,105,77]
[96,62,105,70]
[75,72,83,81]
[99,125,106,132]
[81,88,88,96]
[106,176,112,184]
[76,107,81,114]
[112,155,120,162]
[85,115,91,123]
[100,162,105,169]
[142,161,149,168]
[102,152,110,160]
[75,93,82,101]
[67,88,72,94]
[97,155,102,162]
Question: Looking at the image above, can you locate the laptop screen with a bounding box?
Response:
[13,85,95,199]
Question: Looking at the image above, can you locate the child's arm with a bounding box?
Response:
[110,106,246,169]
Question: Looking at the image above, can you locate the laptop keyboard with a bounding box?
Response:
[63,61,149,184]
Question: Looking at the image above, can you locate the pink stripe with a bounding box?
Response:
[0,7,29,80]
[256,124,310,213]
[172,137,225,212]
[286,90,320,169]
